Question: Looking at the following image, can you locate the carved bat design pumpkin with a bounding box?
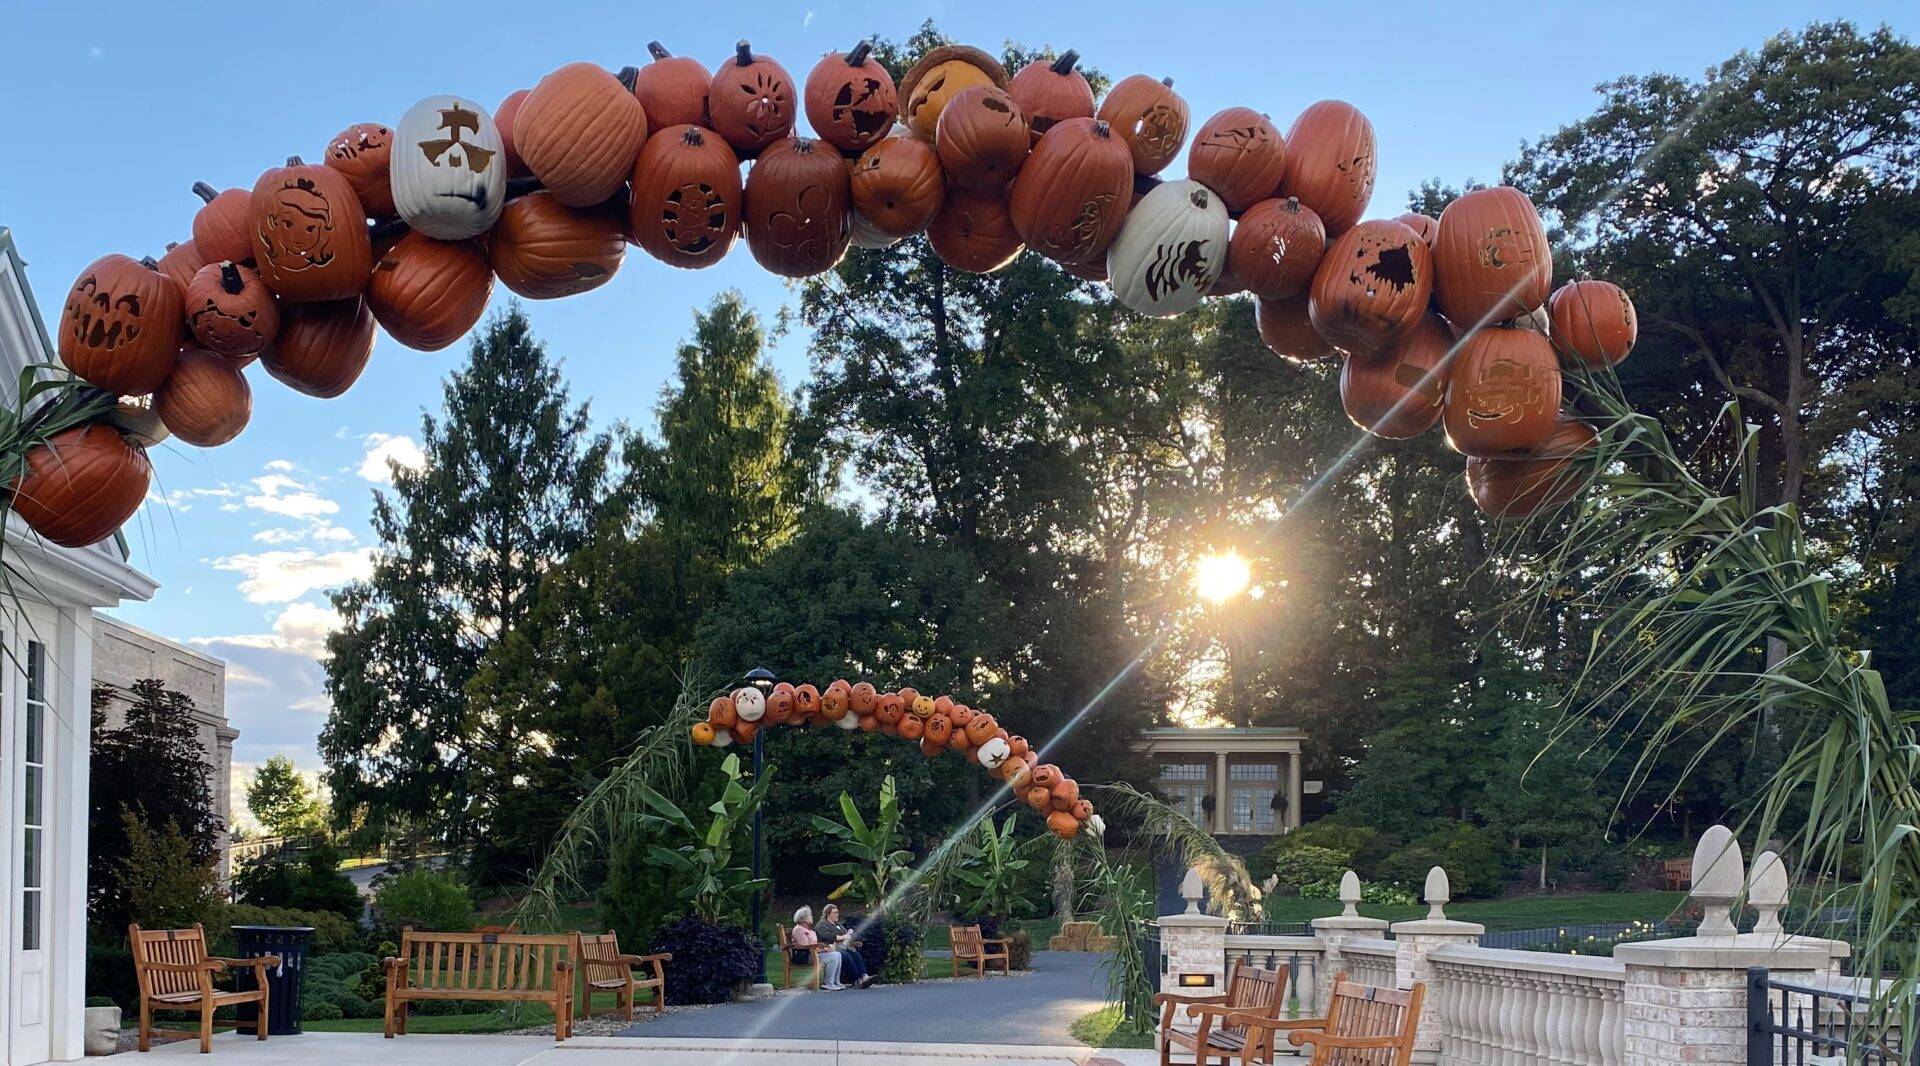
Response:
[1106,180,1227,317]
[1308,218,1433,357]
[58,254,185,395]
[185,261,280,359]
[630,125,742,269]
[1096,75,1188,176]
[248,157,374,304]
[1441,326,1562,458]
[391,95,506,240]
[325,123,397,217]
[12,425,151,548]
[805,42,898,154]
[154,348,252,447]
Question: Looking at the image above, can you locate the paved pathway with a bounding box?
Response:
[168,1031,1157,1065]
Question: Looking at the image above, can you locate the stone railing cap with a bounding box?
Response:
[1427,942,1628,982]
[1390,917,1486,937]
[1614,934,1832,969]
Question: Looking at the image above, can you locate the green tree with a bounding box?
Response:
[120,811,221,930]
[89,681,218,932]
[246,755,323,838]
[949,816,1036,924]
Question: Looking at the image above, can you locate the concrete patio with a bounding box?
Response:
[149,1032,1161,1065]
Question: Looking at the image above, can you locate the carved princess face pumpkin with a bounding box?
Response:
[260,180,339,269]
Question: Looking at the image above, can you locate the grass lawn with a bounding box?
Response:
[1070,1005,1155,1049]
[1255,890,1690,928]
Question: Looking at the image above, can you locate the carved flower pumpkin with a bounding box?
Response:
[805,42,898,154]
[1548,279,1637,368]
[1229,197,1327,301]
[1308,218,1433,357]
[1442,326,1562,458]
[154,348,251,447]
[1107,180,1227,317]
[1255,294,1337,363]
[1278,100,1376,236]
[366,232,494,352]
[1465,415,1597,519]
[515,62,651,207]
[157,240,210,293]
[710,42,795,155]
[391,95,507,240]
[248,157,375,304]
[495,92,532,179]
[935,85,1029,192]
[630,125,742,269]
[12,425,151,548]
[1396,211,1439,246]
[486,191,626,299]
[1008,51,1094,147]
[1188,107,1289,214]
[634,42,711,129]
[1097,75,1188,176]
[743,137,852,278]
[850,135,945,237]
[928,186,1023,273]
[1432,186,1552,327]
[58,253,185,395]
[900,45,1008,140]
[1008,117,1133,265]
[1046,809,1081,838]
[262,296,376,398]
[191,183,254,265]
[185,261,280,359]
[1340,312,1454,439]
[324,123,398,217]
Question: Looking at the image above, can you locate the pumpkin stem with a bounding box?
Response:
[734,40,754,66]
[369,217,411,243]
[617,66,640,92]
[1189,187,1210,210]
[165,241,180,251]
[1090,120,1113,139]
[219,262,245,295]
[647,41,670,60]
[1160,76,1174,88]
[192,181,218,204]
[139,256,161,270]
[1285,196,1300,211]
[506,176,544,198]
[286,156,303,166]
[1050,50,1080,75]
[682,127,706,147]
[845,40,873,66]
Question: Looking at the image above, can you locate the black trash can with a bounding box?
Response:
[230,925,315,1036]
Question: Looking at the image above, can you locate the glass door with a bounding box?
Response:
[8,608,54,1064]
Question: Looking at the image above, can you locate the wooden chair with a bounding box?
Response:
[1228,977,1424,1066]
[1156,960,1287,1066]
[949,924,1012,978]
[776,925,821,990]
[383,928,574,1040]
[573,932,670,1021]
[129,923,280,1054]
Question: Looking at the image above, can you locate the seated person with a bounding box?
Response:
[791,906,842,989]
[815,904,872,988]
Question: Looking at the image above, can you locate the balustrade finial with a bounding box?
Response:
[1338,870,1362,918]
[1423,866,1451,921]
[1179,866,1205,914]
[1690,824,1745,936]
[1748,850,1788,937]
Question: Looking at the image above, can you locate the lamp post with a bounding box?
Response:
[741,666,778,985]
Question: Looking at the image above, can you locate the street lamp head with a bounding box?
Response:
[743,666,778,692]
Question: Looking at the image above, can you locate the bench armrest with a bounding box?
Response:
[1227,1012,1327,1031]
[210,955,281,971]
[1152,992,1228,1007]
[141,960,226,974]
[1290,1031,1402,1051]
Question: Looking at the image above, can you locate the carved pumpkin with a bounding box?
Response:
[821,685,850,720]
[1050,776,1080,809]
[900,44,1008,139]
[152,349,249,447]
[190,183,254,265]
[495,92,531,179]
[157,240,209,293]
[1071,798,1095,821]
[707,693,739,729]
[964,712,998,747]
[1027,786,1053,813]
[1230,197,1326,301]
[910,695,936,719]
[58,254,185,395]
[849,681,877,714]
[850,135,945,237]
[898,713,925,741]
[928,186,1023,273]
[1340,312,1453,439]
[1187,107,1288,214]
[1008,117,1133,265]
[262,296,375,398]
[185,261,280,359]
[1008,51,1094,146]
[1549,279,1637,368]
[710,42,795,155]
[248,157,374,304]
[1396,211,1439,246]
[1442,326,1562,458]
[1308,218,1433,356]
[759,685,789,722]
[1465,415,1597,518]
[324,123,398,217]
[1059,255,1109,283]
[805,41,898,154]
[731,720,757,743]
[875,692,905,724]
[725,688,761,725]
[1031,764,1062,790]
[367,232,493,352]
[1277,100,1376,236]
[917,735,942,758]
[1107,180,1227,317]
[635,42,711,129]
[935,85,1029,192]
[743,137,851,277]
[631,125,743,269]
[922,714,951,745]
[691,721,716,745]
[516,62,650,207]
[1007,735,1031,760]
[976,736,1010,770]
[1432,186,1552,327]
[793,683,821,715]
[487,191,625,299]
[947,723,972,752]
[1097,75,1187,176]
[1256,294,1337,363]
[1046,809,1081,838]
[13,425,150,548]
[391,95,506,240]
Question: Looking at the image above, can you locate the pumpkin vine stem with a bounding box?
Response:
[1160,76,1174,88]
[734,40,754,66]
[191,181,218,204]
[286,156,303,166]
[1050,50,1080,75]
[219,262,245,295]
[682,127,706,147]
[138,256,161,271]
[845,40,873,66]
[647,41,670,60]
[616,66,640,92]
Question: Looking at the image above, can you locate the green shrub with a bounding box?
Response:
[1377,825,1504,900]
[372,868,475,937]
[121,811,222,930]
[1263,845,1349,890]
[600,831,678,958]
[1248,822,1395,883]
[232,843,362,920]
[303,1002,344,1022]
[218,904,365,955]
[86,996,117,1009]
[1301,878,1416,906]
[359,941,397,1003]
[85,943,137,1013]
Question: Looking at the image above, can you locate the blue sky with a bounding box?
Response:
[1,1,1908,811]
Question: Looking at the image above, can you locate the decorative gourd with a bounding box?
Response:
[1095,75,1187,176]
[190,183,254,265]
[366,232,494,352]
[935,85,1029,192]
[185,261,280,359]
[248,157,375,304]
[324,123,398,217]
[1229,197,1326,301]
[495,92,532,178]
[900,44,1008,140]
[630,125,743,269]
[850,136,945,236]
[154,348,251,447]
[157,240,209,292]
[634,42,711,129]
[928,186,1023,273]
[1442,325,1562,458]
[1432,186,1552,327]
[1008,51,1094,146]
[1187,107,1289,214]
[261,296,376,398]
[1255,294,1337,363]
[709,41,795,155]
[1339,312,1453,439]
[515,62,650,207]
[1395,211,1439,246]
[1308,218,1433,356]
[743,137,851,278]
[1277,100,1375,236]
[1465,415,1597,518]
[805,41,898,154]
[57,254,185,395]
[1106,179,1227,317]
[1008,117,1133,264]
[12,425,151,548]
[691,721,716,745]
[486,191,625,299]
[1548,279,1636,368]
[390,95,506,240]
[1046,809,1082,839]
[976,735,1010,770]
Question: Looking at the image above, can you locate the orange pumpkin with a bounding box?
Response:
[516,62,651,207]
[928,186,1024,273]
[691,721,717,745]
[1277,100,1375,236]
[58,254,185,395]
[875,692,905,724]
[710,41,795,155]
[821,686,849,720]
[900,44,1008,140]
[1308,218,1433,356]
[1050,776,1080,810]
[1466,415,1597,518]
[733,720,759,743]
[248,157,375,304]
[495,92,532,179]
[1228,197,1326,301]
[1548,279,1637,368]
[185,261,279,359]
[743,137,851,277]
[766,684,795,722]
[1046,809,1082,838]
[159,348,253,444]
[324,123,397,217]
[1339,312,1453,439]
[1008,51,1094,146]
[900,714,926,741]
[367,232,494,352]
[1395,211,1439,246]
[1188,107,1289,214]
[858,713,880,732]
[1256,294,1337,363]
[935,85,1029,192]
[708,696,738,730]
[1071,799,1094,821]
[1442,326,1562,458]
[634,42,711,130]
[921,735,946,758]
[850,136,945,237]
[850,681,878,713]
[1095,75,1187,176]
[262,296,376,398]
[156,240,209,293]
[190,183,254,264]
[804,41,898,154]
[1059,255,1109,283]
[1008,117,1133,264]
[12,425,150,548]
[1027,786,1054,813]
[487,191,625,299]
[1007,735,1030,760]
[1031,764,1062,790]
[793,683,822,715]
[1432,186,1552,327]
[922,714,950,745]
[630,125,743,269]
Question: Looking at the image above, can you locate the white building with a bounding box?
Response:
[1135,726,1316,837]
[0,229,158,1065]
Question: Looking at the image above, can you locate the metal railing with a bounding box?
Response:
[1748,967,1916,1064]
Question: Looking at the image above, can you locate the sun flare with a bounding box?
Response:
[1194,551,1252,604]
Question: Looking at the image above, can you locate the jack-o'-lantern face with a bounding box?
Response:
[1135,105,1183,159]
[909,695,936,719]
[732,686,766,722]
[662,182,729,253]
[793,683,821,714]
[1466,357,1550,428]
[1477,224,1538,273]
[329,124,391,163]
[189,298,266,352]
[875,693,905,724]
[64,274,144,353]
[259,179,338,272]
[416,104,497,178]
[849,682,877,714]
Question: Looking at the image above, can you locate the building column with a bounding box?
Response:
[1288,749,1304,832]
[51,605,94,1063]
[1213,750,1230,833]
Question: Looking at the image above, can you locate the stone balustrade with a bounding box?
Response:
[1224,934,1328,1015]
[1427,945,1625,1065]
[1338,936,1400,990]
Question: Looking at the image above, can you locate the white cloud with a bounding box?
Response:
[211,548,373,603]
[209,601,343,658]
[358,433,425,484]
[241,473,340,520]
[253,521,357,546]
[265,459,295,473]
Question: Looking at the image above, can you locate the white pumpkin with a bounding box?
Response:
[391,95,507,239]
[710,727,734,747]
[1087,814,1105,837]
[835,709,863,730]
[975,735,1010,770]
[732,687,767,722]
[850,212,901,249]
[1106,179,1229,317]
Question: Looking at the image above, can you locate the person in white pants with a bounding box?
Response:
[791,907,845,989]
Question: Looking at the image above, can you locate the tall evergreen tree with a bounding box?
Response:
[89,680,219,931]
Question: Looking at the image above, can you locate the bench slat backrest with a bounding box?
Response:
[1222,961,1285,1040]
[578,932,620,970]
[950,925,984,957]
[1315,979,1422,1065]
[398,929,574,993]
[130,924,210,998]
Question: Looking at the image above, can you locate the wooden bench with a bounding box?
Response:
[1156,961,1287,1066]
[383,929,574,1040]
[1229,977,1424,1065]
[574,932,670,1020]
[950,924,1012,978]
[776,924,821,990]
[129,923,280,1054]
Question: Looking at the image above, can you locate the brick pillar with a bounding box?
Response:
[1158,866,1229,998]
[1308,870,1387,1011]
[1387,868,1483,1065]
